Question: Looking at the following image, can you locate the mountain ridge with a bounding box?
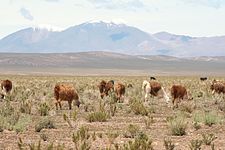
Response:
[0,21,225,57]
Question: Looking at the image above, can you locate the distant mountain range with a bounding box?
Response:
[0,21,225,57]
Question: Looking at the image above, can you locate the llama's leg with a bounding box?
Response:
[68,100,72,110]
[55,100,59,110]
[172,98,176,109]
[59,100,62,110]
[145,93,148,102]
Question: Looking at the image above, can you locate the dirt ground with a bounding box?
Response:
[0,75,225,150]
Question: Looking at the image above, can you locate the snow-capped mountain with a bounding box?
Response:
[0,21,225,56]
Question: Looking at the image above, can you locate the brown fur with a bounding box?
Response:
[171,85,191,107]
[115,83,125,102]
[98,80,107,99]
[127,83,133,88]
[150,81,162,96]
[98,80,114,99]
[200,77,207,81]
[1,80,12,99]
[210,80,225,94]
[54,84,80,110]
[150,77,156,80]
[1,80,12,93]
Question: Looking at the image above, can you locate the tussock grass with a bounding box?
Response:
[168,114,187,136]
[35,117,56,132]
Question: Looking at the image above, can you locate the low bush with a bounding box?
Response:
[87,111,108,122]
[168,115,187,136]
[35,117,56,132]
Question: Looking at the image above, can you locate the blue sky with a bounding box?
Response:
[1,0,225,39]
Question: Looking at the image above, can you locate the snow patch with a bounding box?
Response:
[85,19,126,27]
[32,24,64,32]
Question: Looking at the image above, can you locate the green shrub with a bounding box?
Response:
[28,140,41,150]
[46,142,65,150]
[193,113,201,130]
[168,115,187,136]
[17,137,24,150]
[39,102,50,116]
[13,114,31,133]
[70,108,78,121]
[0,101,32,132]
[0,100,14,117]
[109,103,117,117]
[144,115,154,129]
[35,117,56,132]
[7,112,20,127]
[72,126,91,150]
[203,112,219,127]
[124,124,140,138]
[40,133,48,141]
[193,122,201,130]
[189,139,202,150]
[107,131,119,145]
[201,133,217,145]
[87,111,108,122]
[122,132,154,150]
[164,138,175,150]
[63,113,73,128]
[179,102,195,114]
[20,100,32,114]
[130,99,148,116]
[148,105,156,114]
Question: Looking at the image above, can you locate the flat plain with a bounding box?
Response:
[0,75,225,150]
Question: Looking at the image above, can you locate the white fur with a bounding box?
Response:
[142,80,151,101]
[1,86,12,99]
[142,80,170,103]
[161,87,170,103]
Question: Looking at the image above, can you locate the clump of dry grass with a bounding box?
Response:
[201,133,217,146]
[86,99,109,122]
[122,132,154,150]
[203,112,220,127]
[106,131,119,148]
[63,113,73,128]
[35,117,56,132]
[129,98,148,116]
[20,99,32,114]
[0,100,31,132]
[38,102,50,116]
[189,139,202,150]
[179,101,195,114]
[18,137,65,150]
[125,124,140,138]
[40,133,48,141]
[87,111,108,122]
[168,114,187,136]
[144,115,154,129]
[72,126,91,150]
[164,137,175,150]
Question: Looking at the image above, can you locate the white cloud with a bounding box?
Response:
[19,7,34,21]
[87,0,146,11]
[45,0,60,2]
[183,0,225,9]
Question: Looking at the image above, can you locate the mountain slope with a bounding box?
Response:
[153,32,225,56]
[0,21,225,56]
[0,27,59,52]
